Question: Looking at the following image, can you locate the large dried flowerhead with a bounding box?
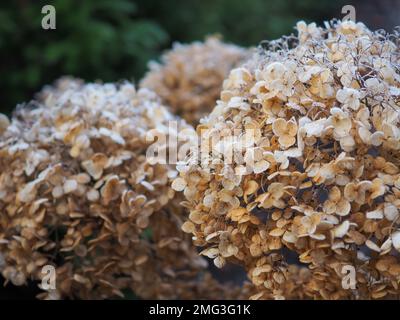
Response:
[174,20,400,299]
[140,37,250,125]
[0,80,243,299]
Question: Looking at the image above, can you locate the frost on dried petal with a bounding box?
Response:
[254,160,270,174]
[336,87,361,111]
[63,179,78,194]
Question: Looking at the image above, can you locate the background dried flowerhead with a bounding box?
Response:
[140,37,250,125]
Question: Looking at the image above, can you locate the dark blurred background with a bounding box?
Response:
[0,0,399,116]
[0,0,399,299]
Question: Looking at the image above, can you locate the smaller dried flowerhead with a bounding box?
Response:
[140,37,250,125]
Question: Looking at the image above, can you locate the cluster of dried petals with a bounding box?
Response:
[36,76,84,102]
[140,37,250,125]
[0,80,244,299]
[174,20,400,299]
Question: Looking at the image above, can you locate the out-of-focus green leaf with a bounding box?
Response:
[0,0,347,116]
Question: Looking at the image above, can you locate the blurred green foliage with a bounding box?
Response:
[0,0,168,114]
[0,0,345,114]
[136,0,344,46]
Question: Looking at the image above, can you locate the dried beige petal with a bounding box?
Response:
[392,231,400,252]
[181,221,195,233]
[200,248,219,259]
[366,209,383,220]
[332,221,350,238]
[384,203,399,221]
[254,160,270,174]
[63,179,78,194]
[269,228,285,237]
[366,239,381,252]
[171,177,187,192]
[213,256,226,269]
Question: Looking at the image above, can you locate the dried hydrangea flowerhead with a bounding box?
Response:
[140,36,250,125]
[173,20,400,300]
[0,80,244,299]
